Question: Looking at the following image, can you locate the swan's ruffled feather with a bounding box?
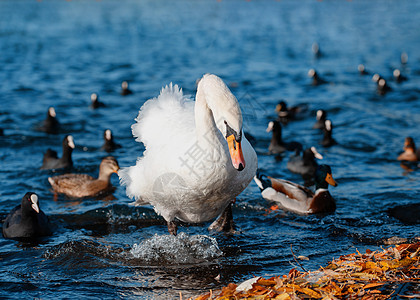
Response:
[119,84,196,201]
[132,83,194,148]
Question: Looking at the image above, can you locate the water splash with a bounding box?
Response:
[130,232,223,265]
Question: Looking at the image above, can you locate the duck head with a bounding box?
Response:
[23,192,40,214]
[48,107,57,119]
[275,101,287,112]
[100,156,120,175]
[304,147,323,160]
[99,156,120,181]
[197,74,246,171]
[64,135,75,150]
[316,109,326,122]
[315,164,337,190]
[104,129,113,142]
[403,137,416,152]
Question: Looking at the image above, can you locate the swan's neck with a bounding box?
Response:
[194,87,225,146]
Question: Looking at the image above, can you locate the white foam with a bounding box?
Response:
[130,232,223,264]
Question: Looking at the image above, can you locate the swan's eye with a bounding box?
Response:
[225,122,235,138]
[225,122,242,143]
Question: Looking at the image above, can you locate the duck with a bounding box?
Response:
[320,120,337,147]
[120,81,133,96]
[39,107,60,134]
[275,100,308,124]
[2,192,52,239]
[41,135,75,170]
[254,164,338,214]
[101,129,122,152]
[266,120,302,154]
[48,156,120,198]
[397,137,419,162]
[90,93,105,109]
[313,109,327,130]
[393,69,408,83]
[308,69,327,86]
[118,74,257,235]
[287,147,323,184]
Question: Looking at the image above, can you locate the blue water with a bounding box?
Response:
[1,0,420,298]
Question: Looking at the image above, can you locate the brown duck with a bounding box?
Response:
[48,156,120,198]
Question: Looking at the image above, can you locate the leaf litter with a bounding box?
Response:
[192,242,420,299]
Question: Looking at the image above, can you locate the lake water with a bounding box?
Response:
[1,0,419,298]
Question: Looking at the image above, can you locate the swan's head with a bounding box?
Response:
[197,74,246,171]
[224,120,245,171]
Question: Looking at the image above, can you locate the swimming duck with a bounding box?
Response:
[39,107,60,134]
[2,192,52,239]
[48,156,120,198]
[118,74,257,235]
[393,69,407,83]
[377,78,392,94]
[313,109,327,130]
[101,129,122,152]
[267,120,302,154]
[320,120,337,147]
[397,137,419,162]
[90,93,105,109]
[308,69,327,86]
[254,164,338,214]
[275,100,308,124]
[287,147,323,184]
[41,135,75,170]
[120,81,133,96]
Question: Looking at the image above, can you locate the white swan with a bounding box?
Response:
[119,74,257,234]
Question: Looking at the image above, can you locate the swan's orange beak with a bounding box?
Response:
[226,134,245,171]
[325,173,338,187]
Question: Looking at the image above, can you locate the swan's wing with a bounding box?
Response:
[120,84,196,202]
[131,83,195,150]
